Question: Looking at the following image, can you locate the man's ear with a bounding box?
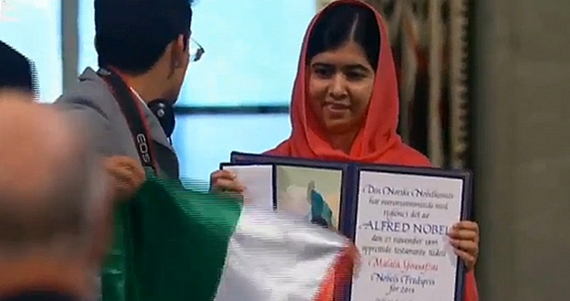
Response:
[169,35,186,69]
[177,34,188,52]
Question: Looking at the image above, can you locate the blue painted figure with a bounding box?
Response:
[307,181,334,229]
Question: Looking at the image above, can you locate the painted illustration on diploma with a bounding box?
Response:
[275,165,342,230]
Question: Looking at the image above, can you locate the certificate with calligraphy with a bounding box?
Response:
[225,152,472,301]
[345,165,471,301]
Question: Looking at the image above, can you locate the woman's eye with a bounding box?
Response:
[346,72,365,80]
[314,68,333,78]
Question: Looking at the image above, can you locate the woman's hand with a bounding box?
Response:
[105,156,145,202]
[209,170,245,194]
[447,221,479,270]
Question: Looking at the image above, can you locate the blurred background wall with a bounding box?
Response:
[473,0,570,299]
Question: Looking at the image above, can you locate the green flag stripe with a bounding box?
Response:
[104,176,243,301]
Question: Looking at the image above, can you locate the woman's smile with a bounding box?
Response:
[324,102,351,115]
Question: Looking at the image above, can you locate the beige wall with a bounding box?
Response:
[316,0,333,9]
[473,0,570,299]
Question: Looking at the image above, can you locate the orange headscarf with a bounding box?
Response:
[265,0,478,300]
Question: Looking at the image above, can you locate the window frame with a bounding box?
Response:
[61,0,78,93]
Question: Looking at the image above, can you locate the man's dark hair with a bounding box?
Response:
[94,0,194,75]
[307,3,381,70]
[0,40,37,94]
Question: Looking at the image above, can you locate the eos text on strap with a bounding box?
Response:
[97,68,159,172]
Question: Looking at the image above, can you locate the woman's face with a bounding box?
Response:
[308,40,375,135]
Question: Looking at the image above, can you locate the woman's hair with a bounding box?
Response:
[306,3,381,70]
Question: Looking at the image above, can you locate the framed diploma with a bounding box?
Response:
[344,164,472,301]
[224,152,473,301]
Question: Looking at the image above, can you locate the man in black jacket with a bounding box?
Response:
[55,0,199,182]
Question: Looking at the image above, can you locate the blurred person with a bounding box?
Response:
[0,40,37,97]
[0,37,143,202]
[55,0,202,185]
[210,0,479,299]
[0,93,111,301]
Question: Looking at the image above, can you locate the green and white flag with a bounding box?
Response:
[102,176,356,301]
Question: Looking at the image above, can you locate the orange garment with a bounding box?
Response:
[265,0,479,300]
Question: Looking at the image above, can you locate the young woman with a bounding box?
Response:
[211,0,479,299]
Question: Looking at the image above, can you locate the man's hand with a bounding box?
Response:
[105,156,145,202]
